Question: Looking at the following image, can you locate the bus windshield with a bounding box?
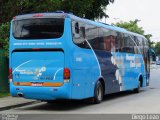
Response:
[12,18,64,39]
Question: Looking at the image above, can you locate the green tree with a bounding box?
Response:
[0,0,114,23]
[0,22,10,57]
[155,42,160,55]
[144,34,154,48]
[0,0,61,23]
[60,0,113,20]
[113,20,154,47]
[113,19,144,35]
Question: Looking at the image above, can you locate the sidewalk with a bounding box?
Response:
[0,96,38,111]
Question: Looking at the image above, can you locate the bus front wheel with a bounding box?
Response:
[93,81,104,104]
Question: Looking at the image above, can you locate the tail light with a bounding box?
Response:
[64,68,70,82]
[9,68,13,82]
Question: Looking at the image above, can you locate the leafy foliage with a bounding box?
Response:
[0,0,114,23]
[0,22,10,57]
[113,20,144,35]
[144,34,154,48]
[0,0,60,23]
[60,0,112,20]
[155,42,160,55]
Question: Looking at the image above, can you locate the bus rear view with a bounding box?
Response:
[9,13,72,100]
[10,12,149,104]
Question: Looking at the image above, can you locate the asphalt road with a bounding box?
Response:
[1,68,160,114]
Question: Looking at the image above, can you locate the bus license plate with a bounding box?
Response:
[32,83,43,86]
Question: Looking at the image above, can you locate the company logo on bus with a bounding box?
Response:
[15,67,47,80]
[34,67,46,80]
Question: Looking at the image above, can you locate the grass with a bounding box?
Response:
[0,92,10,98]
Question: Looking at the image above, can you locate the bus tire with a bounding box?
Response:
[93,81,103,104]
[134,80,141,93]
[46,100,54,104]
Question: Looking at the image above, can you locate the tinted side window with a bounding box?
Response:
[115,32,124,52]
[86,25,99,49]
[110,31,116,52]
[143,38,148,58]
[129,35,134,53]
[138,37,144,54]
[72,21,89,48]
[102,28,111,51]
[122,34,134,53]
[134,36,139,46]
[87,27,111,51]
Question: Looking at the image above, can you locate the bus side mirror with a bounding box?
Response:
[80,27,85,38]
[75,22,79,34]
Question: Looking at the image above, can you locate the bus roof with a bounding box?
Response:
[13,12,145,39]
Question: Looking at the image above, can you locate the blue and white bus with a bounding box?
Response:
[9,12,150,103]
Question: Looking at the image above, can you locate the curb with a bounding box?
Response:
[0,101,40,111]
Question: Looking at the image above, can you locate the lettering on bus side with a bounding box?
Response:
[13,42,62,46]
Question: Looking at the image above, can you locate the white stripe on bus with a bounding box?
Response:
[12,60,32,73]
[85,39,102,77]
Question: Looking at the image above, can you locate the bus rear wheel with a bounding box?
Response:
[93,81,103,104]
[134,80,141,93]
